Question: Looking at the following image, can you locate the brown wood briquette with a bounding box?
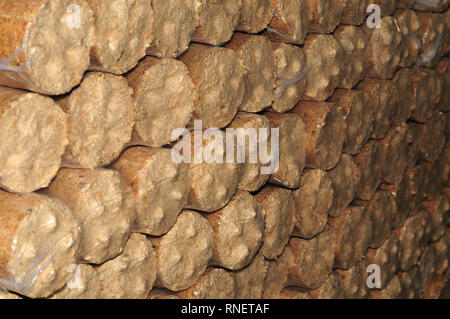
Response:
[88,0,153,74]
[0,87,68,194]
[334,25,368,89]
[353,140,385,201]
[292,101,346,170]
[0,0,94,95]
[292,169,333,239]
[0,191,80,298]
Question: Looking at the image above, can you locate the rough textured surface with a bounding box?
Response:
[0,87,68,193]
[380,124,409,184]
[47,168,134,264]
[357,78,397,139]
[229,113,271,192]
[126,57,195,148]
[51,264,100,299]
[302,34,345,101]
[407,164,428,213]
[152,210,213,292]
[394,212,431,271]
[305,0,344,33]
[237,0,275,33]
[435,58,450,112]
[0,291,21,299]
[207,191,264,271]
[181,130,241,212]
[265,112,307,189]
[267,0,310,44]
[418,110,446,163]
[262,248,293,298]
[327,154,360,217]
[341,0,370,25]
[353,140,385,201]
[178,268,235,299]
[277,287,311,299]
[334,25,368,89]
[357,190,397,249]
[329,206,372,269]
[334,260,369,298]
[405,122,421,171]
[96,233,157,299]
[398,0,417,9]
[363,16,403,79]
[417,237,449,293]
[0,191,79,298]
[308,273,344,298]
[180,44,245,129]
[112,147,190,235]
[414,0,449,11]
[394,9,421,68]
[88,0,153,74]
[422,195,448,242]
[380,176,413,229]
[293,101,346,170]
[57,72,134,168]
[372,0,399,16]
[191,0,241,46]
[255,186,295,260]
[409,68,442,123]
[283,230,336,289]
[416,12,446,67]
[226,34,275,113]
[0,0,95,95]
[392,68,415,125]
[147,0,196,58]
[234,251,268,299]
[370,275,403,298]
[330,89,373,155]
[292,169,333,239]
[270,42,307,113]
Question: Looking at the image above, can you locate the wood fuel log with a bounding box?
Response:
[88,0,153,74]
[56,72,134,169]
[180,44,245,129]
[0,0,94,95]
[353,140,385,201]
[265,112,307,189]
[126,57,196,148]
[292,169,333,239]
[112,147,190,236]
[152,210,214,292]
[329,206,372,269]
[207,191,264,271]
[96,233,157,299]
[0,191,79,298]
[225,33,276,113]
[147,0,197,58]
[270,42,307,113]
[267,0,310,45]
[292,101,346,170]
[334,25,368,89]
[0,87,68,193]
[190,0,242,46]
[327,154,360,217]
[304,0,345,33]
[255,186,295,259]
[302,34,345,101]
[47,168,135,264]
[329,89,373,155]
[363,16,403,79]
